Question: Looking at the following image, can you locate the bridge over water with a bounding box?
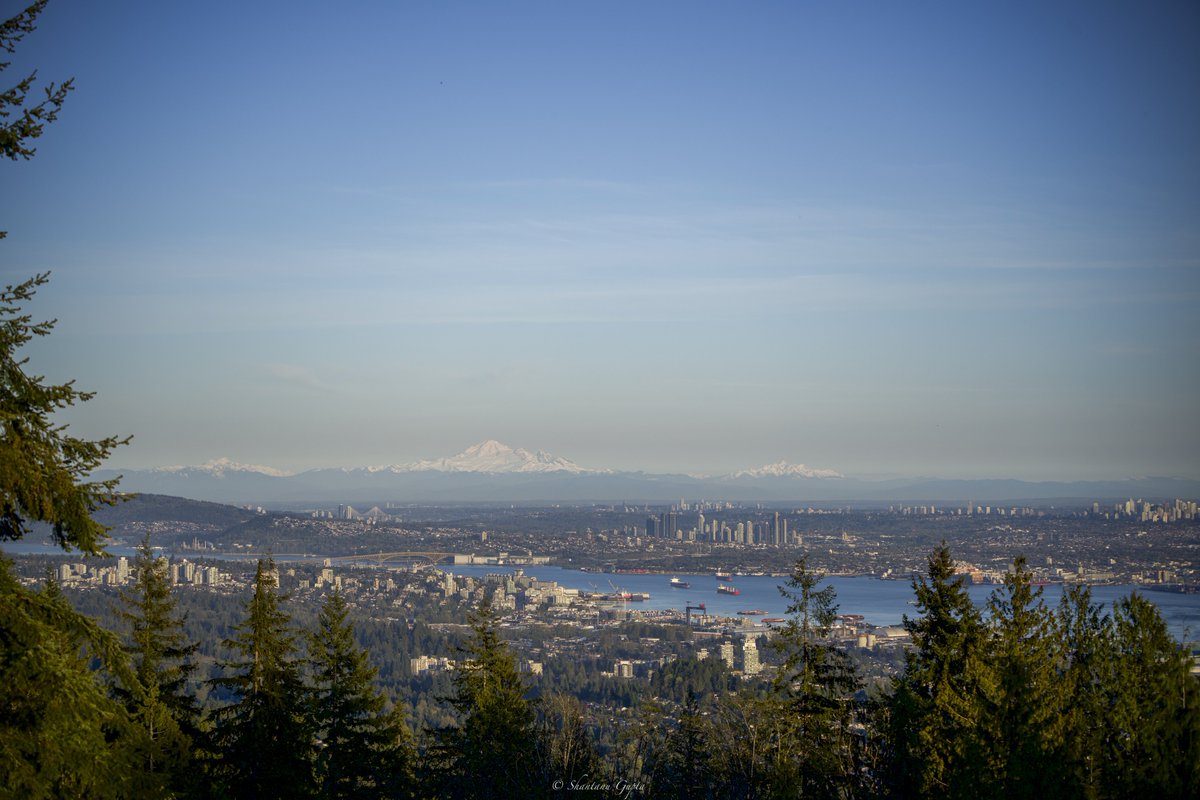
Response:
[340,551,456,568]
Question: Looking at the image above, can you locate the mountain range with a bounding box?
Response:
[94,440,1200,506]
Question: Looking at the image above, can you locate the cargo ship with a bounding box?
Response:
[669,577,691,589]
[715,571,733,580]
[737,609,768,616]
[716,583,741,596]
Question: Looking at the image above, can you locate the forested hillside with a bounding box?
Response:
[4,542,1199,798]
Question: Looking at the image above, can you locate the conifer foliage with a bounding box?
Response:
[888,546,1200,800]
[211,559,314,799]
[310,590,415,799]
[0,1,72,163]
[888,542,992,798]
[1056,582,1114,798]
[0,5,149,796]
[772,555,862,796]
[980,555,1065,797]
[1103,593,1200,797]
[113,537,203,796]
[0,563,144,799]
[427,598,541,799]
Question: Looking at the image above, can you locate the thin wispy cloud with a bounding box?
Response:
[264,363,342,394]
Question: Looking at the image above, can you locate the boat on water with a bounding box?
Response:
[715,571,733,580]
[597,591,651,602]
[762,618,785,624]
[716,583,741,596]
[737,609,768,615]
[669,577,691,589]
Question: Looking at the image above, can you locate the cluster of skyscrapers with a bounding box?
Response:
[1094,498,1197,523]
[645,510,791,546]
[53,556,225,587]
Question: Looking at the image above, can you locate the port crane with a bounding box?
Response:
[685,602,707,626]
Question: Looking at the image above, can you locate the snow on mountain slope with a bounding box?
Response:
[729,460,843,479]
[152,458,294,478]
[379,440,601,474]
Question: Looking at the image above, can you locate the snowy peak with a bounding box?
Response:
[730,460,843,480]
[152,457,294,478]
[388,440,599,474]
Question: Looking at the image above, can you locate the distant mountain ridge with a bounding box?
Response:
[95,440,1200,506]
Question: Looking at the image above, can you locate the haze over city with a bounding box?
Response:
[2,1,1197,481]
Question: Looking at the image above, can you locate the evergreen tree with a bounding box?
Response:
[888,543,992,798]
[0,6,151,793]
[980,555,1065,798]
[1055,583,1114,799]
[113,537,204,797]
[1102,593,1200,798]
[309,590,414,800]
[772,555,862,797]
[426,598,541,799]
[211,559,314,799]
[0,559,149,799]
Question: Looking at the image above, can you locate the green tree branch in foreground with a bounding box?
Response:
[1,273,131,554]
[2,3,128,554]
[0,560,147,799]
[1,1,73,165]
[0,4,151,795]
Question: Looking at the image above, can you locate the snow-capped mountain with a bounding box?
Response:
[151,458,295,478]
[729,460,844,480]
[98,446,1200,506]
[136,441,598,480]
[389,439,600,474]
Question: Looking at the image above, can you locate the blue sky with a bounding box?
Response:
[2,0,1197,479]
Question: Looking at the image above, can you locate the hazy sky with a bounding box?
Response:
[3,0,1197,479]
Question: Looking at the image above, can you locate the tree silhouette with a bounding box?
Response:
[309,590,414,799]
[426,598,541,799]
[211,560,314,799]
[980,555,1065,797]
[113,537,204,797]
[0,5,146,794]
[772,555,863,797]
[888,543,992,798]
[0,565,145,798]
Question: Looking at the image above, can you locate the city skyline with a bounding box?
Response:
[3,1,1198,481]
